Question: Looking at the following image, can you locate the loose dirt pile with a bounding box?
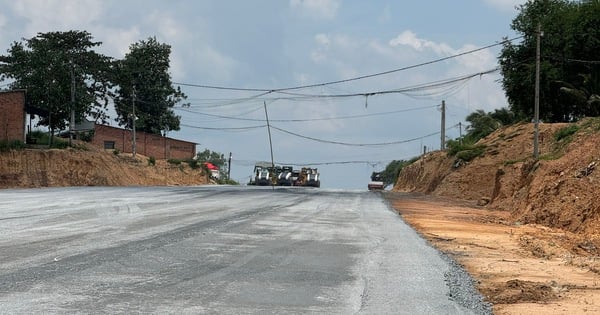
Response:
[0,142,209,188]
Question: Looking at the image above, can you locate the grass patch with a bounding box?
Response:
[554,125,580,142]
[455,146,486,162]
[447,141,487,162]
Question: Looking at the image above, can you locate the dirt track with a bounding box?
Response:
[386,192,600,315]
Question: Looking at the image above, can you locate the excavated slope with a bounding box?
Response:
[394,119,600,234]
[0,143,208,188]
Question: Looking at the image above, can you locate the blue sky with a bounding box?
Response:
[0,0,526,189]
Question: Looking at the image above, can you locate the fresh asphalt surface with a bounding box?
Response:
[0,186,489,314]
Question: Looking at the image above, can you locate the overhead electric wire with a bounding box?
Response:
[175,104,438,122]
[180,123,267,131]
[269,125,441,147]
[174,36,522,93]
[269,68,499,100]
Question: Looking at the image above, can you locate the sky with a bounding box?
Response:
[0,0,527,189]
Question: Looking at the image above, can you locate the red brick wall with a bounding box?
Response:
[92,124,196,160]
[0,90,26,142]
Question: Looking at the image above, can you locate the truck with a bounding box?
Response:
[368,172,384,191]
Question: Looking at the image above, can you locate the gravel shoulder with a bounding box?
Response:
[386,192,600,315]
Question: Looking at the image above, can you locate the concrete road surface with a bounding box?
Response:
[0,186,490,314]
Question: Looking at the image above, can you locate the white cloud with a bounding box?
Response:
[191,46,237,83]
[101,27,141,58]
[389,30,454,55]
[289,0,341,19]
[9,0,104,37]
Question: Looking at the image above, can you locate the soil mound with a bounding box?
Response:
[0,142,208,188]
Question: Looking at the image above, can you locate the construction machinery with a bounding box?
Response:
[277,166,294,186]
[250,163,321,188]
[368,172,384,191]
[251,161,273,186]
[303,167,321,188]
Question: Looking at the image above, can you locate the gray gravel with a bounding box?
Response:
[442,252,493,314]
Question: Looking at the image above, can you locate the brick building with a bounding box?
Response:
[0,90,26,142]
[92,124,196,160]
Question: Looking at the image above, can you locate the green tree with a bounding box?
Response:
[195,149,228,178]
[380,159,417,187]
[113,37,186,135]
[0,31,113,138]
[464,110,502,142]
[499,0,600,122]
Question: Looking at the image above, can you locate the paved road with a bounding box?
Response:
[0,186,488,314]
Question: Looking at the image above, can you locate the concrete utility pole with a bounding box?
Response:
[132,85,137,158]
[440,100,446,150]
[69,64,75,146]
[263,101,275,189]
[228,152,232,180]
[533,23,542,159]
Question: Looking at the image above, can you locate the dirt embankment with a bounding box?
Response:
[394,118,600,235]
[0,143,209,188]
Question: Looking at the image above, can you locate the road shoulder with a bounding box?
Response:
[385,192,600,315]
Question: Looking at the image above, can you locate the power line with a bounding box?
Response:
[270,125,441,147]
[180,123,266,131]
[175,104,438,122]
[174,36,522,93]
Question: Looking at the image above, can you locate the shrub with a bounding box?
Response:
[113,149,120,155]
[0,140,25,152]
[455,146,486,162]
[554,125,580,142]
[147,156,156,166]
[187,158,200,169]
[167,158,182,165]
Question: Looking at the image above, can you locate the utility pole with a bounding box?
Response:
[458,122,463,144]
[228,152,232,180]
[69,64,75,146]
[132,85,137,158]
[533,23,541,159]
[440,100,446,150]
[263,101,275,189]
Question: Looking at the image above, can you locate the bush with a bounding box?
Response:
[0,140,25,152]
[79,130,94,142]
[187,158,200,169]
[147,156,156,166]
[554,125,580,142]
[447,141,486,162]
[455,146,486,162]
[113,149,120,155]
[167,158,182,165]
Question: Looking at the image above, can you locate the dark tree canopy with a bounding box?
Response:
[113,37,186,135]
[499,0,600,122]
[0,31,113,132]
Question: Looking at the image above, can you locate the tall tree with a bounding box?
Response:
[499,0,600,122]
[464,110,502,142]
[0,31,114,135]
[113,37,186,135]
